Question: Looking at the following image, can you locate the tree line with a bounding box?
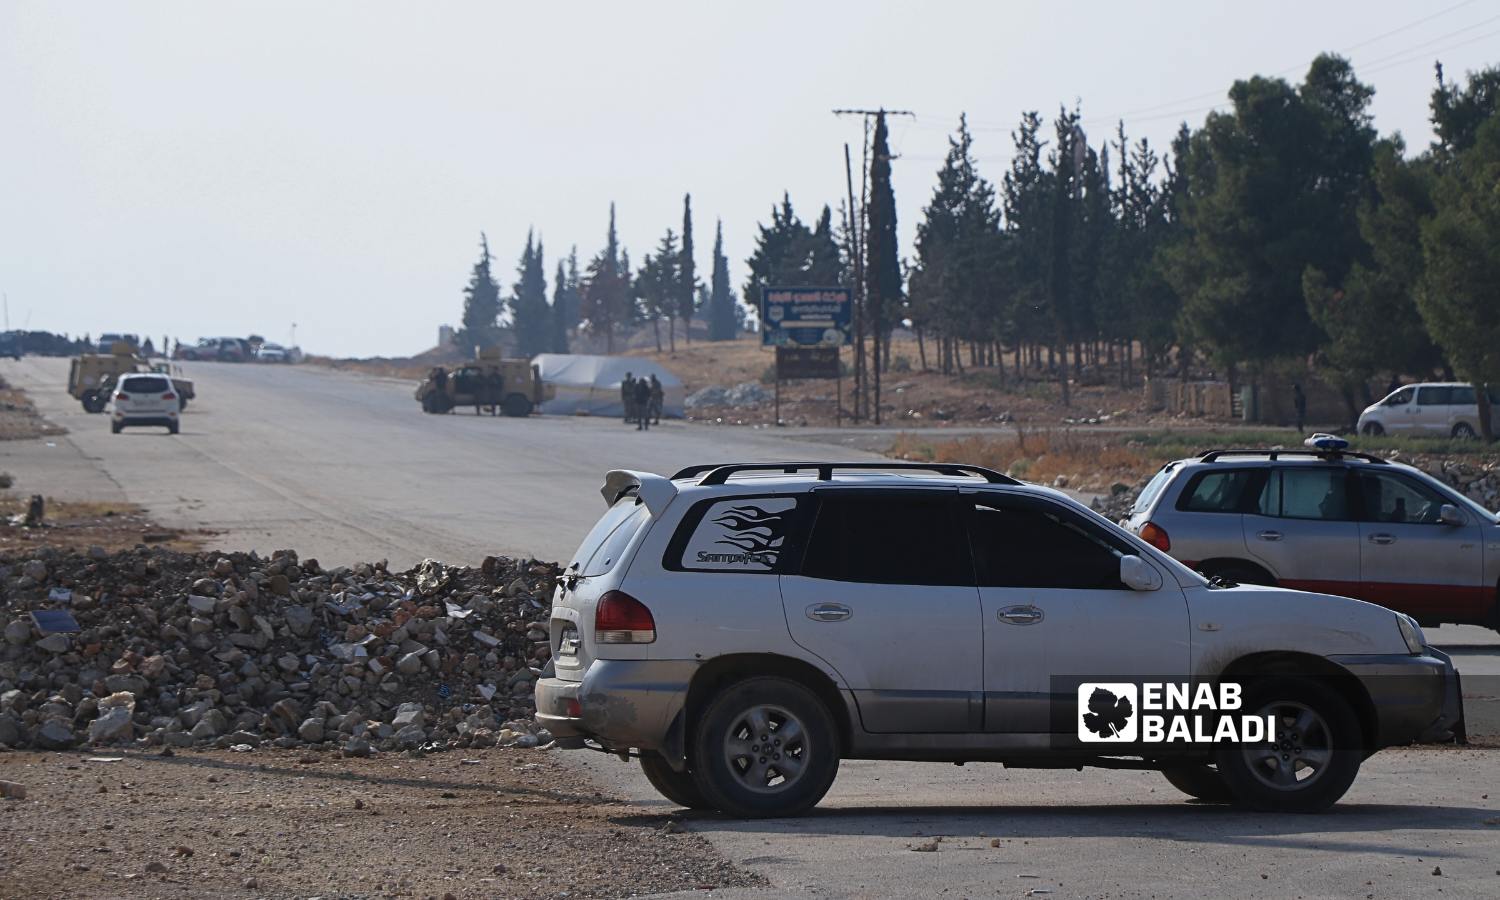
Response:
[455,195,742,359]
[905,56,1500,434]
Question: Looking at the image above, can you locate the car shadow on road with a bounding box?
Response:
[614,801,1500,858]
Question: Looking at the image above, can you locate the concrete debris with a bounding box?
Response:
[0,779,27,800]
[0,547,562,753]
[685,382,770,410]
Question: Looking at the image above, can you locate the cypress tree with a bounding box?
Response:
[509,231,550,358]
[549,258,570,354]
[865,112,902,420]
[708,220,737,341]
[678,194,698,345]
[458,232,502,352]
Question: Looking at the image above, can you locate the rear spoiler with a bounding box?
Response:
[600,470,678,516]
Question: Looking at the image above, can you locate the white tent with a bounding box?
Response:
[532,354,686,418]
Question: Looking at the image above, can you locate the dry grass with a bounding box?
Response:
[0,497,201,555]
[889,430,1161,491]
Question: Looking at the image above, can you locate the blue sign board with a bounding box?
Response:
[761,287,852,347]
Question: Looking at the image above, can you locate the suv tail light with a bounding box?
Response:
[595,590,655,643]
[114,392,130,400]
[1140,521,1171,552]
[161,392,176,400]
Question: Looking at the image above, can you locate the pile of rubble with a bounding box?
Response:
[685,382,771,410]
[1396,452,1500,510]
[0,547,562,755]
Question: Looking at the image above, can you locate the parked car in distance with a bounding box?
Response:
[1358,382,1499,439]
[1125,438,1500,630]
[256,342,288,362]
[109,372,180,434]
[176,337,249,362]
[536,461,1462,819]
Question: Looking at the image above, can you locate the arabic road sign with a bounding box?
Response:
[761,287,852,347]
[776,346,840,380]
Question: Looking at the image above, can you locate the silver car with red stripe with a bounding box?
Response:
[1123,443,1500,632]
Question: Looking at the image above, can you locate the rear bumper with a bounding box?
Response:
[1331,647,1466,746]
[113,414,177,427]
[534,658,698,751]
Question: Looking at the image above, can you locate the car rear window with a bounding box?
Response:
[571,500,649,576]
[1131,465,1176,515]
[1176,469,1258,513]
[120,376,169,393]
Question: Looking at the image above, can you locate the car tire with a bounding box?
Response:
[501,393,533,417]
[639,752,713,810]
[1214,676,1362,813]
[111,421,123,434]
[1361,421,1384,436]
[1161,764,1234,803]
[82,390,107,414]
[1452,422,1477,440]
[689,677,839,818]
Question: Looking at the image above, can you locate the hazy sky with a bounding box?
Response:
[3,1,1497,358]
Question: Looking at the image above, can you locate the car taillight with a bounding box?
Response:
[114,392,129,400]
[161,392,176,400]
[1140,521,1171,552]
[595,590,655,643]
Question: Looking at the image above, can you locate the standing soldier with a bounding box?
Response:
[1292,383,1307,434]
[635,376,653,431]
[621,373,636,425]
[648,374,664,425]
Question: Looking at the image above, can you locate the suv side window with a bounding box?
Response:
[800,493,968,586]
[1257,468,1351,520]
[1356,471,1451,525]
[1417,386,1453,405]
[1450,386,1476,406]
[669,496,802,573]
[967,498,1128,590]
[1176,469,1259,513]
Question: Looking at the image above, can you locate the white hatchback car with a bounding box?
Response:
[109,372,181,434]
[536,462,1462,818]
[1358,383,1497,438]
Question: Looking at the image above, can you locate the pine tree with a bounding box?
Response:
[708,220,737,341]
[582,204,631,353]
[1002,111,1051,377]
[458,232,502,351]
[677,194,698,345]
[638,229,680,353]
[509,230,551,358]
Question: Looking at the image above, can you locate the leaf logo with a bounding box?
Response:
[1077,683,1138,742]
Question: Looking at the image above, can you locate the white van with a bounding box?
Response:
[1357,383,1497,439]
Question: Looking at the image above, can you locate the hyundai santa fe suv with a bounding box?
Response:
[1124,440,1500,631]
[108,372,181,434]
[536,462,1463,818]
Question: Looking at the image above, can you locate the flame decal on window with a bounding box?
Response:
[712,505,789,557]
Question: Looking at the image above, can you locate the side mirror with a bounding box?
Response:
[1439,504,1465,526]
[1120,555,1163,592]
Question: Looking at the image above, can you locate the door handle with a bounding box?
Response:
[997,605,1045,625]
[806,603,852,622]
[1367,533,1397,545]
[1256,530,1283,542]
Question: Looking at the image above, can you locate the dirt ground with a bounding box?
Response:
[0,374,66,441]
[0,748,759,899]
[0,498,201,556]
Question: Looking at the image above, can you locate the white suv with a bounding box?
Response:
[536,463,1462,817]
[109,372,181,434]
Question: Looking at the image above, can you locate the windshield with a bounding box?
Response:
[571,499,650,576]
[1131,464,1176,515]
[120,376,169,393]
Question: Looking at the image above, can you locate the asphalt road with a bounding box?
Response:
[5,356,1499,898]
[1,356,885,567]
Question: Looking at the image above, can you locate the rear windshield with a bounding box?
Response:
[571,500,649,576]
[1131,465,1176,515]
[120,376,169,393]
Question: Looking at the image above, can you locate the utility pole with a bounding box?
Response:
[833,108,912,424]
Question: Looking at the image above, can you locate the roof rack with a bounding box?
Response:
[671,461,1020,486]
[1197,448,1388,465]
